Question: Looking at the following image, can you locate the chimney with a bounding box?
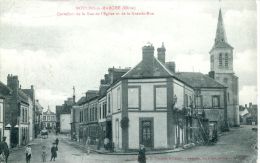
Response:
[166,62,176,73]
[7,74,19,91]
[208,71,215,79]
[142,44,154,74]
[157,42,166,63]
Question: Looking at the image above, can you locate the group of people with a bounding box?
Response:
[24,138,59,163]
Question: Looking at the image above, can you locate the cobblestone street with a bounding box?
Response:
[7,125,257,163]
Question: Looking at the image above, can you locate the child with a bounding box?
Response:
[41,145,47,162]
[25,144,32,163]
[50,143,57,161]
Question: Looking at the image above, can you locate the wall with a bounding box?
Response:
[112,113,122,149]
[60,114,71,133]
[128,112,167,149]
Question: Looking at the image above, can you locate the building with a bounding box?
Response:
[34,100,43,137]
[209,9,239,126]
[42,107,56,130]
[239,103,257,125]
[0,81,11,142]
[4,75,30,147]
[56,96,75,133]
[70,7,238,151]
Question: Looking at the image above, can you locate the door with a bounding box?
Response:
[140,119,153,148]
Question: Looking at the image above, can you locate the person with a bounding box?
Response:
[86,137,91,155]
[0,137,9,163]
[50,143,57,161]
[41,145,47,162]
[25,144,32,163]
[138,144,146,163]
[55,138,59,147]
[104,138,109,150]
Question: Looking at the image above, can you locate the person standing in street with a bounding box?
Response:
[41,145,47,162]
[138,144,146,163]
[50,143,57,161]
[25,144,32,163]
[0,137,9,163]
[55,138,59,147]
[86,137,91,155]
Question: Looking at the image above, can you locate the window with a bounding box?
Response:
[117,87,121,110]
[103,103,107,118]
[212,96,220,108]
[43,116,46,121]
[225,53,228,67]
[95,106,97,121]
[210,55,214,63]
[195,96,203,108]
[223,78,228,84]
[47,116,50,121]
[184,94,189,107]
[219,53,222,66]
[99,105,102,119]
[128,87,139,108]
[108,94,111,113]
[0,99,3,122]
[155,87,167,108]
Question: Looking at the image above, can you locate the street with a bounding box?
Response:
[8,125,257,163]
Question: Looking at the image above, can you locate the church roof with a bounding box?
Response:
[210,9,233,52]
[175,72,226,88]
[122,57,173,79]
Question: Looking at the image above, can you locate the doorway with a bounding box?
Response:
[139,118,154,148]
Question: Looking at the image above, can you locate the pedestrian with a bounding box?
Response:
[50,143,57,161]
[25,144,32,163]
[104,138,109,150]
[55,138,59,147]
[86,137,91,155]
[0,137,9,163]
[138,144,146,163]
[41,145,47,162]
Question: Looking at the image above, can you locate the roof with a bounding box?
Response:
[122,57,173,79]
[18,90,29,103]
[0,81,11,95]
[175,72,225,88]
[76,96,86,105]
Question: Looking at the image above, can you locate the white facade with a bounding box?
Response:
[60,114,71,133]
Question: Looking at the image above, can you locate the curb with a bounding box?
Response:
[63,139,195,155]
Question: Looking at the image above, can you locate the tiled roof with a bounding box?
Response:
[0,81,11,95]
[122,58,173,78]
[18,90,29,103]
[175,72,225,88]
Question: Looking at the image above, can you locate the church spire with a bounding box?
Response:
[215,9,227,44]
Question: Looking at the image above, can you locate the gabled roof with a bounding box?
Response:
[175,72,225,88]
[18,89,29,103]
[122,57,173,79]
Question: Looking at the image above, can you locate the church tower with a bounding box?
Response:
[210,9,239,126]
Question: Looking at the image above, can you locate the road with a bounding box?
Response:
[8,125,257,163]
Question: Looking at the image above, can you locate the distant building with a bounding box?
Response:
[56,97,75,134]
[42,107,56,130]
[239,103,257,125]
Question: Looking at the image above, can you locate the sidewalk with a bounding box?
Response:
[60,136,189,155]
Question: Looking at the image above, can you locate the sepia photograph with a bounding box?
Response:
[0,0,257,162]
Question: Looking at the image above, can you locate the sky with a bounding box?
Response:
[0,0,257,112]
